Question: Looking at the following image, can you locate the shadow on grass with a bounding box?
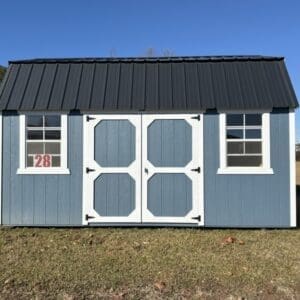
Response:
[296,185,300,227]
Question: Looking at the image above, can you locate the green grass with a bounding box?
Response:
[0,228,299,299]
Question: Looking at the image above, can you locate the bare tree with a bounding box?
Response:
[144,47,156,57]
[109,48,117,57]
[162,49,175,57]
[143,48,175,57]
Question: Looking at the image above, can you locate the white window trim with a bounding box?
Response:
[17,113,70,175]
[217,112,273,175]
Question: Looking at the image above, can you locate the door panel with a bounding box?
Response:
[95,120,135,167]
[147,173,192,217]
[83,115,141,224]
[94,173,135,217]
[142,114,203,224]
[147,119,192,167]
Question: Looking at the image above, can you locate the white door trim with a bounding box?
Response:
[141,114,204,225]
[82,114,142,225]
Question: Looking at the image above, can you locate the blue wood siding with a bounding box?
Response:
[203,109,290,227]
[1,111,291,227]
[2,114,83,226]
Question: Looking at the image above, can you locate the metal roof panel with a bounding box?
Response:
[0,56,297,111]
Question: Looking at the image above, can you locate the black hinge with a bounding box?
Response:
[191,114,201,121]
[86,167,96,173]
[85,214,95,221]
[192,215,201,222]
[191,167,201,173]
[86,115,96,122]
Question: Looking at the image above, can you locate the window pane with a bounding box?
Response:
[245,129,261,139]
[27,156,34,167]
[245,142,262,154]
[227,142,243,154]
[27,130,43,140]
[245,114,262,126]
[227,155,262,167]
[51,156,61,167]
[45,142,60,154]
[45,116,61,127]
[27,142,43,154]
[227,129,243,139]
[226,114,243,126]
[27,116,43,127]
[45,130,61,140]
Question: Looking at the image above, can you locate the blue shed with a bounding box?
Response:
[0,56,298,227]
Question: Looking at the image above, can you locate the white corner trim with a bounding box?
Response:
[0,113,2,225]
[17,168,70,175]
[289,110,296,227]
[218,112,272,175]
[18,113,69,175]
[217,167,274,175]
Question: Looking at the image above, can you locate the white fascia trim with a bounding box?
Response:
[289,110,296,227]
[18,113,69,175]
[218,111,272,175]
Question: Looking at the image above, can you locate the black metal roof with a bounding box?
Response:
[0,56,297,111]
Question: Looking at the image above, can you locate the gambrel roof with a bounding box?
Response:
[0,56,298,111]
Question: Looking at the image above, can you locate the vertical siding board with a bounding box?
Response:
[22,175,34,224]
[2,116,11,224]
[10,115,22,224]
[45,176,59,225]
[69,115,83,224]
[33,176,46,225]
[57,176,70,225]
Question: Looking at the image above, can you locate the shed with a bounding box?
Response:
[0,56,298,227]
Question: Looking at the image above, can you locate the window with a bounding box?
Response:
[17,114,69,174]
[218,112,273,174]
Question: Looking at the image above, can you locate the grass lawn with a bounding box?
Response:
[0,228,299,299]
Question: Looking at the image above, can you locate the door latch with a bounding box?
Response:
[191,215,201,222]
[191,114,201,121]
[191,167,201,173]
[86,167,96,173]
[85,214,95,221]
[86,115,96,122]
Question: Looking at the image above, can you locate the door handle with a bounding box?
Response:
[144,168,149,174]
[86,167,96,173]
[191,167,201,173]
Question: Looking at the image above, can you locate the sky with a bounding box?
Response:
[0,0,299,138]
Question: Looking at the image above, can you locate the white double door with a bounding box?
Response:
[83,114,203,225]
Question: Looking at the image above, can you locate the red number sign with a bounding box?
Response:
[34,154,52,167]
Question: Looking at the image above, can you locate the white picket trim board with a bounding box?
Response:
[0,113,2,225]
[289,110,296,227]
